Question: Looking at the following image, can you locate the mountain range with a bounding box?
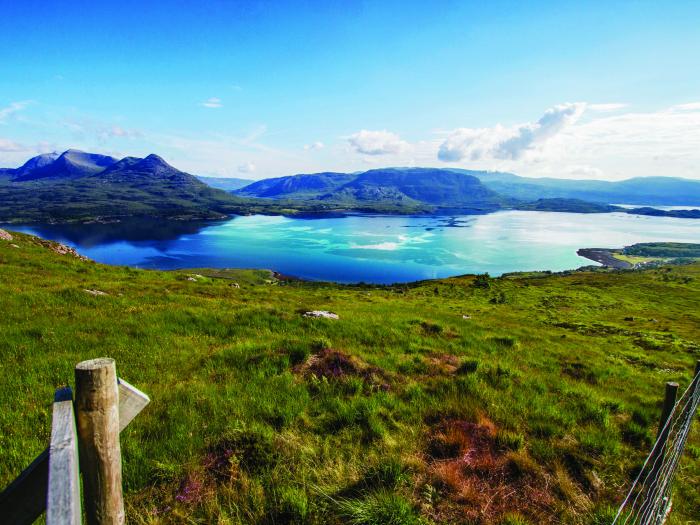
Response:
[0,150,246,222]
[236,167,700,207]
[458,170,700,206]
[1,150,699,223]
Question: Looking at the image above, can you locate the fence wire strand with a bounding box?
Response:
[612,369,700,525]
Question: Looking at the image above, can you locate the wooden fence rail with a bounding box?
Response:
[47,387,80,525]
[0,359,149,525]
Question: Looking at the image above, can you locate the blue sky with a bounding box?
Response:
[1,0,699,180]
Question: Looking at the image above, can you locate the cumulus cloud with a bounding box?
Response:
[347,130,409,155]
[438,102,586,162]
[0,101,32,123]
[497,101,700,180]
[237,161,256,173]
[201,97,223,108]
[304,141,324,151]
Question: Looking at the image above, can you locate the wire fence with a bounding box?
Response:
[612,361,700,525]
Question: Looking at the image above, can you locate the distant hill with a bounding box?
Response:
[236,168,507,211]
[236,167,700,210]
[0,151,248,222]
[236,172,356,199]
[195,176,255,191]
[516,198,620,213]
[455,170,700,206]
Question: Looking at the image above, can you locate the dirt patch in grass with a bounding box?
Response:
[425,353,461,375]
[296,348,391,391]
[425,418,556,524]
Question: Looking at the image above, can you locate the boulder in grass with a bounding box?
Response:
[304,310,339,320]
[0,229,13,241]
[84,289,108,296]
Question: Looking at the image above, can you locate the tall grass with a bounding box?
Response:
[0,231,698,523]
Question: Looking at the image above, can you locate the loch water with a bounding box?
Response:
[6,211,699,284]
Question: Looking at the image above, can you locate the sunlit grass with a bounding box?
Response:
[0,230,698,524]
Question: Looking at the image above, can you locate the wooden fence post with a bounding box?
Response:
[657,382,679,442]
[75,358,124,525]
[0,378,149,525]
[638,381,678,522]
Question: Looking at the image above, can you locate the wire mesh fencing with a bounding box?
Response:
[612,361,700,525]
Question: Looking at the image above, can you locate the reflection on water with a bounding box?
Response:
[20,218,222,247]
[4,211,699,284]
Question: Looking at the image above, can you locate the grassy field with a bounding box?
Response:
[611,243,700,268]
[0,230,698,524]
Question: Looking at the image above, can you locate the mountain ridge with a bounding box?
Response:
[451,169,700,206]
[234,166,700,209]
[0,150,248,222]
[2,151,699,223]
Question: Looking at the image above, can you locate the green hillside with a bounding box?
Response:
[0,230,699,524]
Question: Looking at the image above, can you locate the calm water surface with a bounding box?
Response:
[6,211,699,283]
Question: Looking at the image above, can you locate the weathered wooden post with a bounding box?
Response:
[639,381,678,523]
[0,375,149,524]
[657,382,679,443]
[75,358,124,525]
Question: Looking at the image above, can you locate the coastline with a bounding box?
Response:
[576,248,632,269]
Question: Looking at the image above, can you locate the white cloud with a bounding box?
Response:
[565,165,604,178]
[347,130,409,155]
[201,97,223,108]
[108,126,141,138]
[550,103,700,178]
[237,161,256,173]
[59,118,143,143]
[438,102,586,162]
[588,103,628,112]
[670,101,700,112]
[0,138,26,152]
[0,101,32,123]
[304,141,324,151]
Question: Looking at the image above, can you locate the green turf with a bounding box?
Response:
[0,231,698,524]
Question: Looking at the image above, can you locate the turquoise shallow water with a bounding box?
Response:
[6,211,699,283]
